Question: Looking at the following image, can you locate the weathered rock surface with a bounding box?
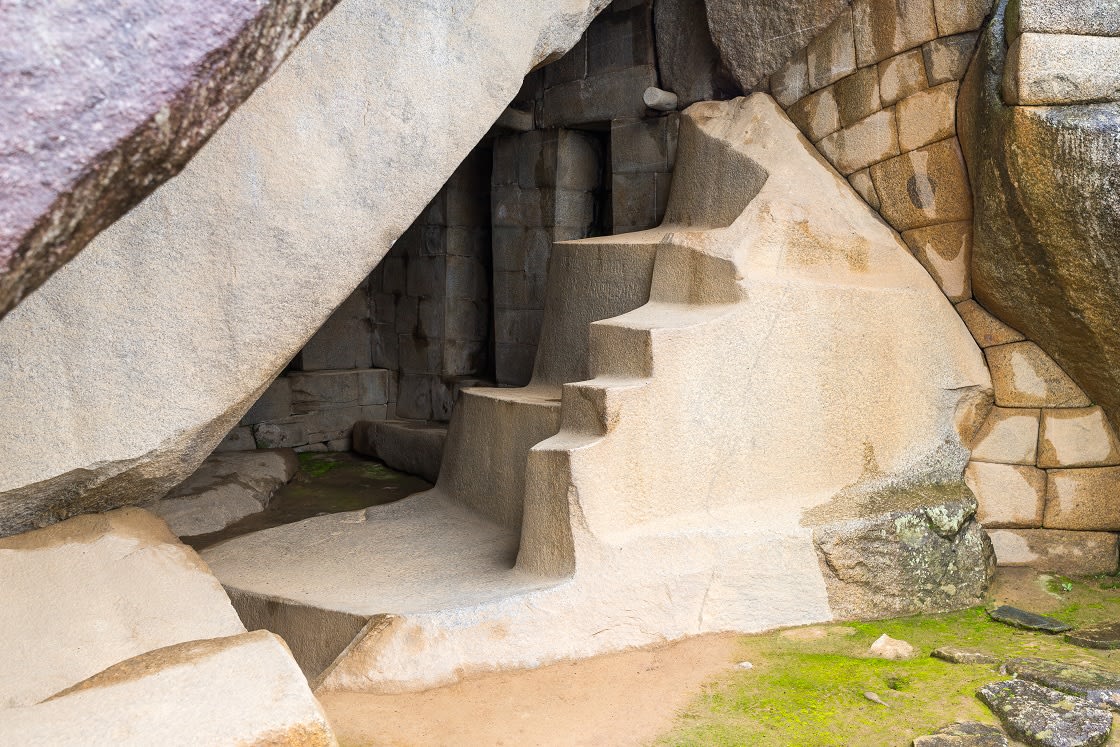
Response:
[932,646,1000,666]
[0,0,612,537]
[1005,657,1120,711]
[1066,621,1120,651]
[913,721,1009,747]
[705,0,850,91]
[0,508,245,708]
[143,449,298,536]
[978,679,1111,747]
[959,0,1120,435]
[143,450,297,537]
[653,0,729,106]
[987,605,1072,633]
[0,631,337,746]
[0,0,341,320]
[808,484,995,620]
[868,633,917,660]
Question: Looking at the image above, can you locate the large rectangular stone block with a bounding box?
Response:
[900,219,971,302]
[896,81,958,152]
[587,2,655,74]
[1003,33,1120,106]
[966,461,1045,527]
[808,8,856,90]
[878,48,929,106]
[298,285,373,371]
[834,67,882,129]
[1039,407,1120,469]
[817,108,900,175]
[1008,0,1120,37]
[242,377,292,425]
[357,369,390,406]
[854,0,939,67]
[988,528,1119,574]
[288,371,360,414]
[923,31,980,85]
[541,65,657,127]
[612,171,672,231]
[1044,467,1120,531]
[969,406,1039,465]
[611,116,679,175]
[869,137,972,231]
[787,87,842,143]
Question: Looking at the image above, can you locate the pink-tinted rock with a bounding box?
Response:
[0,0,340,319]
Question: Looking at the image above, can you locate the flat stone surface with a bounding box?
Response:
[1039,408,1120,469]
[985,343,1091,409]
[1004,34,1120,106]
[902,220,972,302]
[1005,657,1120,712]
[0,0,340,320]
[987,605,1072,633]
[0,631,337,746]
[854,0,939,67]
[978,679,1110,747]
[1066,622,1120,651]
[897,82,959,153]
[879,49,930,107]
[966,461,1045,528]
[870,137,973,232]
[1010,0,1120,37]
[931,646,1000,666]
[956,300,1025,349]
[988,529,1120,575]
[969,408,1040,466]
[1043,468,1120,532]
[913,721,1009,746]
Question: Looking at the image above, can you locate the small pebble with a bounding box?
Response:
[864,691,889,707]
[736,661,753,670]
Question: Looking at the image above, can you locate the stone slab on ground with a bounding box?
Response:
[1005,657,1120,712]
[987,605,1072,633]
[0,508,245,708]
[143,449,298,537]
[352,419,447,484]
[0,0,341,320]
[0,631,337,746]
[931,646,1000,666]
[913,721,1009,746]
[1066,622,1120,651]
[977,678,1111,747]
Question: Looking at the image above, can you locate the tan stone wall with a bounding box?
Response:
[764,0,1120,573]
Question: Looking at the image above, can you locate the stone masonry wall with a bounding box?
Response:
[765,0,1120,574]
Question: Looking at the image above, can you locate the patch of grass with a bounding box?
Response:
[660,582,1120,747]
[297,452,345,478]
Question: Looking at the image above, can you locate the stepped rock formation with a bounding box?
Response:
[202,94,994,694]
[959,0,1120,435]
[0,0,341,319]
[0,0,612,537]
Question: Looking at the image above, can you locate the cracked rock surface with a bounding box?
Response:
[977,679,1111,747]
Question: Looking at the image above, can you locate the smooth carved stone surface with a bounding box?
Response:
[931,646,1000,666]
[1009,0,1120,38]
[1043,467,1120,531]
[902,220,971,302]
[913,721,1009,747]
[959,0,1120,435]
[1003,34,1120,106]
[0,631,337,747]
[969,407,1040,466]
[0,0,341,321]
[705,0,850,91]
[966,461,1045,528]
[978,679,1111,747]
[1038,408,1120,469]
[987,605,1072,633]
[987,529,1119,575]
[985,343,1091,409]
[1066,621,1120,651]
[0,0,613,537]
[956,300,1025,349]
[1005,657,1120,712]
[0,508,246,708]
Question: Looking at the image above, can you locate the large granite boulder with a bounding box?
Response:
[0,508,245,708]
[0,0,340,320]
[0,0,610,537]
[959,0,1120,434]
[705,0,850,90]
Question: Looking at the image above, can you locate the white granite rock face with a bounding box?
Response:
[0,0,612,537]
[0,509,245,708]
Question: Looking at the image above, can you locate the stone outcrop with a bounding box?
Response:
[202,94,991,693]
[705,0,850,91]
[0,0,612,537]
[978,679,1112,747]
[0,508,246,708]
[959,0,1120,436]
[0,0,341,320]
[0,631,337,746]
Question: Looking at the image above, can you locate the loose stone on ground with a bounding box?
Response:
[1066,621,1120,651]
[977,679,1111,747]
[987,605,1072,633]
[932,646,1001,666]
[869,633,918,660]
[1003,657,1120,712]
[913,721,1009,747]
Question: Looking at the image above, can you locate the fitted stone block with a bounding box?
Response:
[1009,0,1120,37]
[923,31,980,85]
[588,2,655,73]
[808,8,857,90]
[496,308,545,347]
[849,169,881,210]
[299,286,373,371]
[242,378,292,425]
[612,116,679,175]
[817,109,900,175]
[897,81,958,152]
[495,343,536,387]
[1003,33,1120,106]
[252,420,308,450]
[612,171,672,231]
[854,0,939,67]
[901,219,970,302]
[834,68,882,128]
[970,407,1040,465]
[398,335,442,376]
[787,87,842,142]
[216,426,257,453]
[444,297,490,343]
[985,342,1092,409]
[966,461,1045,527]
[288,371,360,414]
[396,374,434,421]
[870,138,972,231]
[541,65,657,127]
[878,49,929,106]
[1039,408,1120,469]
[557,131,604,191]
[446,255,489,301]
[358,369,390,406]
[1045,468,1120,531]
[988,528,1119,573]
[955,299,1025,348]
[934,0,993,36]
[770,49,810,107]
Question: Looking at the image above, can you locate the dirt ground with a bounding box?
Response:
[320,633,742,747]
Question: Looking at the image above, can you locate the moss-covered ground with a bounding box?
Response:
[661,572,1120,746]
